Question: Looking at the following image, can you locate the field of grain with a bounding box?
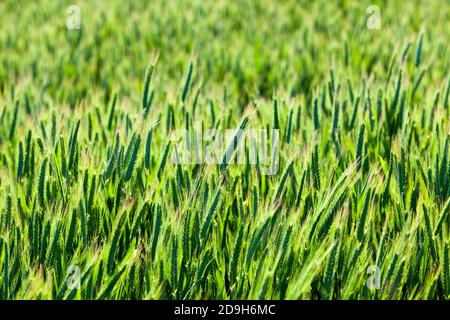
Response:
[0,0,449,299]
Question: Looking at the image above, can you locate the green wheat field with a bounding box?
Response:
[0,0,449,300]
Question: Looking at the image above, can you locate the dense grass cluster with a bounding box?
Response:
[0,0,449,299]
